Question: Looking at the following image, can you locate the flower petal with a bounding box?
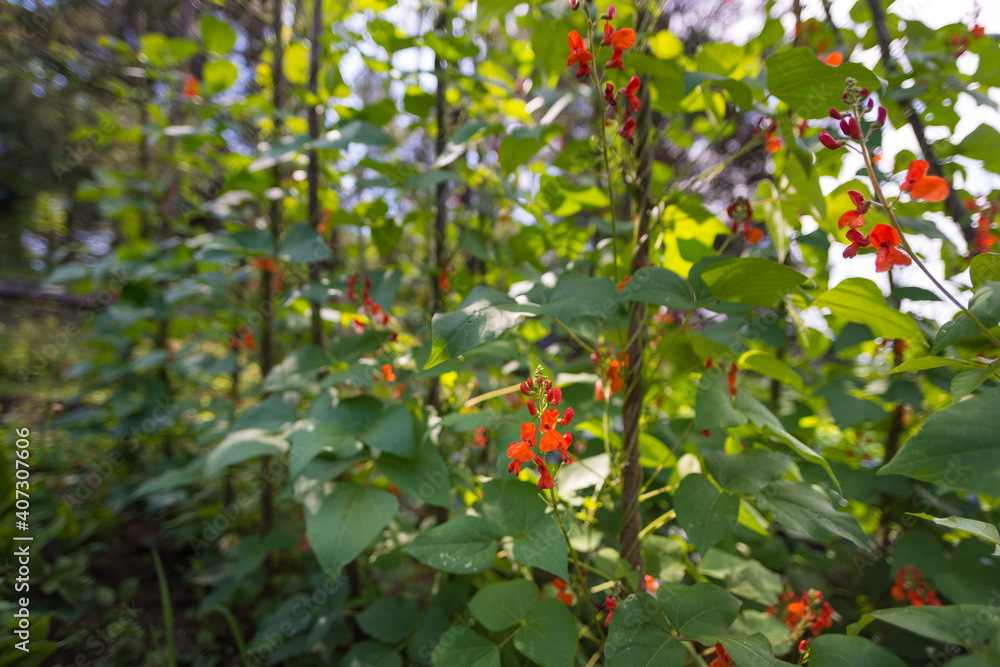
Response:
[910,175,950,202]
[607,28,636,50]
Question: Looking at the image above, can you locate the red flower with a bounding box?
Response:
[506,423,537,474]
[972,24,985,39]
[818,130,845,150]
[473,427,488,447]
[727,363,738,397]
[183,74,199,98]
[553,579,574,605]
[381,363,396,382]
[870,224,911,272]
[643,574,660,593]
[710,643,734,667]
[765,135,783,153]
[603,597,618,627]
[619,75,641,112]
[618,117,635,144]
[604,83,617,109]
[536,457,554,489]
[842,228,871,258]
[567,31,594,79]
[252,257,277,272]
[603,27,636,71]
[901,160,949,202]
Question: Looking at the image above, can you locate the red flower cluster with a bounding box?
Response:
[507,373,575,488]
[821,85,884,151]
[553,579,574,606]
[727,197,762,244]
[891,566,941,606]
[968,198,999,255]
[603,597,617,627]
[229,323,257,351]
[710,643,734,667]
[593,346,627,399]
[950,22,986,58]
[347,273,391,331]
[473,426,488,448]
[754,117,783,154]
[381,363,396,382]
[842,223,911,273]
[768,589,834,636]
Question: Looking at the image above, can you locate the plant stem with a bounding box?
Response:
[583,2,619,283]
[546,487,606,639]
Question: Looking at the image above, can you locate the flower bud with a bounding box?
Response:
[527,377,534,387]
[527,399,537,416]
[601,4,617,19]
[859,87,870,100]
[874,105,887,128]
[545,380,552,391]
[520,382,529,395]
[569,0,579,9]
[866,97,874,111]
[550,387,562,406]
[829,108,842,120]
[560,407,574,425]
[847,116,861,139]
[818,130,846,150]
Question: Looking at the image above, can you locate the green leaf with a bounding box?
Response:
[703,450,791,494]
[432,625,500,667]
[357,597,418,643]
[808,636,908,667]
[424,286,538,369]
[736,392,839,490]
[695,367,748,430]
[342,641,403,667]
[378,436,451,507]
[890,357,962,373]
[308,394,382,434]
[951,359,1000,401]
[278,223,332,264]
[814,278,925,343]
[512,514,570,580]
[288,420,360,478]
[932,281,1000,354]
[499,126,559,177]
[700,258,807,306]
[304,483,398,578]
[618,266,698,310]
[909,514,1000,552]
[657,582,741,639]
[700,550,782,605]
[479,477,548,536]
[870,605,1000,648]
[673,474,739,554]
[531,273,620,322]
[605,593,687,667]
[879,388,1000,496]
[971,254,1000,290]
[362,404,415,458]
[758,481,870,548]
[200,14,236,54]
[202,60,237,93]
[404,515,496,574]
[765,47,881,118]
[716,634,792,666]
[513,598,577,667]
[468,580,539,631]
[204,429,288,478]
[738,351,804,392]
[440,411,503,433]
[262,345,328,392]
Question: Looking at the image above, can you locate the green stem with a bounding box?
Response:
[546,487,606,639]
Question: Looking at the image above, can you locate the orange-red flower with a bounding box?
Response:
[617,275,632,292]
[553,579,574,605]
[765,135,783,153]
[643,575,659,593]
[183,74,199,98]
[822,51,844,66]
[252,257,277,272]
[710,643,734,667]
[901,160,949,202]
[870,223,911,272]
[382,363,396,382]
[618,117,635,144]
[842,228,871,258]
[619,75,642,112]
[603,597,617,627]
[603,27,636,70]
[838,190,870,229]
[506,422,537,475]
[892,566,942,606]
[567,30,594,79]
